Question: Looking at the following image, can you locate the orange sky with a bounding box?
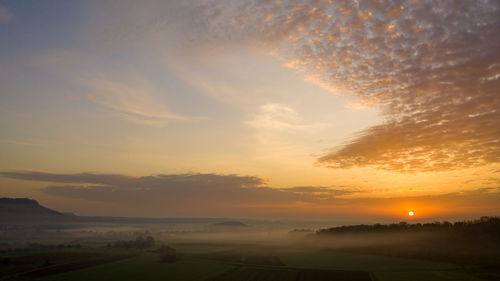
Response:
[0,0,499,220]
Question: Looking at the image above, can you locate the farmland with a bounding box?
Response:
[0,241,487,281]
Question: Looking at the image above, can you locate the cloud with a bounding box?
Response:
[0,138,44,147]
[105,0,498,172]
[79,1,500,171]
[1,170,499,218]
[0,171,358,215]
[283,186,357,198]
[4,1,497,176]
[191,0,500,172]
[86,78,190,127]
[245,103,325,131]
[0,5,12,23]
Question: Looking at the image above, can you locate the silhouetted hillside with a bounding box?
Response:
[0,198,237,225]
[0,198,63,220]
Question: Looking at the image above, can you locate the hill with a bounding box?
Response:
[0,198,64,221]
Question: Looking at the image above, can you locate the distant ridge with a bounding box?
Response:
[0,198,63,220]
[211,221,247,227]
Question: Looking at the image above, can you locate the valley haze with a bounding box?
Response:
[1,0,499,280]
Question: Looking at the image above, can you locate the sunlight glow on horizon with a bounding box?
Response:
[0,0,499,219]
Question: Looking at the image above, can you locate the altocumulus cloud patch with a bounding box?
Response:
[193,0,500,172]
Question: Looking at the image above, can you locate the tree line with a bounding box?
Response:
[317,216,500,240]
[315,216,500,276]
[107,236,155,249]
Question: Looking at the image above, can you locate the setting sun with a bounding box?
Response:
[0,1,500,280]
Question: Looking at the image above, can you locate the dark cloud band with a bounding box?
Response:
[0,171,355,204]
[1,171,498,217]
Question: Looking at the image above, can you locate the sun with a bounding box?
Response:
[408,211,414,216]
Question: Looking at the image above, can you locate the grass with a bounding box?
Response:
[279,249,484,281]
[1,243,487,281]
[212,267,297,281]
[280,250,457,271]
[212,267,372,281]
[372,270,485,281]
[34,253,233,281]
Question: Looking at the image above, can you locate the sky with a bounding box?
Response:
[0,0,499,221]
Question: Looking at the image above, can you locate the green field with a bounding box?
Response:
[35,254,232,281]
[279,250,484,281]
[0,243,486,281]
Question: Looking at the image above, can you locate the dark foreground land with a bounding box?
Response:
[314,216,500,279]
[0,240,495,281]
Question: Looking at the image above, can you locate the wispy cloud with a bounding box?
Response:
[245,103,325,131]
[109,0,499,172]
[4,0,499,175]
[0,138,44,147]
[86,78,190,127]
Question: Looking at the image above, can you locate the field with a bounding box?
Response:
[0,242,487,281]
[279,250,485,281]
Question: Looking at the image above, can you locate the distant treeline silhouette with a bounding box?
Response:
[315,217,500,275]
[107,236,155,249]
[317,216,500,240]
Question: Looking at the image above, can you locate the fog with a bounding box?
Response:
[0,218,432,250]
